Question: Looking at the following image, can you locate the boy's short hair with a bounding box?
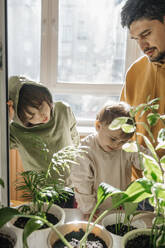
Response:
[121,0,165,28]
[96,102,134,139]
[17,84,53,126]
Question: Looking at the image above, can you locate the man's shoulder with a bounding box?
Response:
[129,55,149,70]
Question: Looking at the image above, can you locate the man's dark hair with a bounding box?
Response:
[121,0,165,28]
[17,84,53,126]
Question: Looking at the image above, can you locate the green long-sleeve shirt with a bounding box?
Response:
[9,76,80,172]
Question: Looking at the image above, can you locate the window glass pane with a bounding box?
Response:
[58,0,126,84]
[7,0,41,80]
[52,93,119,120]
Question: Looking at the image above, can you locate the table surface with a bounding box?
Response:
[10,200,84,222]
[10,200,155,226]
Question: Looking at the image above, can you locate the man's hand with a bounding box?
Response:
[7,100,14,121]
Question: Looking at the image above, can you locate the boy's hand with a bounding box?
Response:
[83,210,100,222]
[7,100,14,121]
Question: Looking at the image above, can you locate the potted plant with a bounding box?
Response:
[108,97,165,248]
[0,226,17,248]
[0,111,158,248]
[47,221,112,248]
[0,145,83,248]
[1,97,164,247]
[101,208,146,248]
[0,181,115,248]
[0,179,17,247]
[0,171,155,248]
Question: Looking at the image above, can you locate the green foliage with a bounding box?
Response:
[109,97,165,248]
[15,97,164,248]
[15,145,83,215]
[0,145,85,248]
[1,97,165,247]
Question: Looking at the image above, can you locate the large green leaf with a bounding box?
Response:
[147,113,160,126]
[142,153,162,183]
[121,124,135,133]
[157,128,165,143]
[109,117,129,130]
[97,183,122,204]
[156,142,165,150]
[124,202,138,221]
[0,207,20,227]
[123,179,152,203]
[155,142,165,150]
[153,183,165,200]
[147,97,160,105]
[138,133,158,162]
[137,122,155,142]
[160,156,165,170]
[150,104,159,110]
[122,142,138,152]
[23,218,44,248]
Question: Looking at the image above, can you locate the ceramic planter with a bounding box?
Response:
[8,203,65,248]
[47,221,113,248]
[0,226,17,247]
[121,228,151,248]
[101,212,146,248]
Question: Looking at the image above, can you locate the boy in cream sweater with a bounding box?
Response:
[70,102,149,219]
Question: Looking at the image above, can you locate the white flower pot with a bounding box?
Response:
[8,203,65,248]
[121,228,151,248]
[102,212,146,248]
[47,221,113,248]
[0,226,17,247]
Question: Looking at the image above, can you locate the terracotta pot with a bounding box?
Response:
[8,203,65,248]
[0,226,17,247]
[102,212,146,248]
[47,221,113,248]
[121,228,151,248]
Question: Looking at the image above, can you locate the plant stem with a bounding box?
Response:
[22,214,73,248]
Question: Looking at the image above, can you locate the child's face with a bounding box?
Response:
[25,101,51,125]
[95,121,130,152]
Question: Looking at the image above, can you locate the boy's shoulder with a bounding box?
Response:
[80,133,98,150]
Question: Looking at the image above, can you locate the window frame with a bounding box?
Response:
[40,0,141,132]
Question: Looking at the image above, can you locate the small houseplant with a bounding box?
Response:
[101,203,146,248]
[1,98,165,247]
[0,178,152,248]
[0,182,115,248]
[108,97,165,248]
[0,145,84,248]
[0,178,17,248]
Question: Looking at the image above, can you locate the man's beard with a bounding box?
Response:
[150,51,165,63]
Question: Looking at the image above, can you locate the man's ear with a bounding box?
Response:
[95,120,102,131]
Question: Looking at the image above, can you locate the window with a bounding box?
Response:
[7,0,141,134]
